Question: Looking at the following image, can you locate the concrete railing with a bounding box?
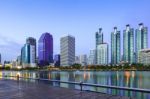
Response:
[2,75,150,93]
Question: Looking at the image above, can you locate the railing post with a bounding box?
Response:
[80,81,83,91]
[17,74,19,82]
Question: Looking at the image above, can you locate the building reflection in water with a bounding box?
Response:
[1,70,150,99]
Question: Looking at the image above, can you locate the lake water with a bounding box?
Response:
[0,70,150,99]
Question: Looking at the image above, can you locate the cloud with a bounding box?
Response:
[0,35,23,62]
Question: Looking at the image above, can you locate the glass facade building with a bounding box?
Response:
[97,43,108,65]
[21,44,30,67]
[96,28,103,47]
[38,33,53,66]
[60,35,75,66]
[88,49,96,65]
[21,37,36,68]
[95,28,103,64]
[111,27,121,65]
[123,24,134,63]
[54,54,60,67]
[26,37,36,67]
[78,54,87,66]
[135,23,148,63]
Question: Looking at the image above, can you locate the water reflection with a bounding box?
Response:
[1,70,150,99]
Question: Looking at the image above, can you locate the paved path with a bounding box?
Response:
[0,79,131,99]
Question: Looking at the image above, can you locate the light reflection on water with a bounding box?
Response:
[1,70,150,99]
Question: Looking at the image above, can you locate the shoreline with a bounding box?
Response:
[1,69,150,72]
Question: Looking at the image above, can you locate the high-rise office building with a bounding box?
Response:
[111,27,121,65]
[26,37,36,67]
[60,35,75,66]
[21,37,36,68]
[96,28,103,64]
[123,24,134,63]
[38,33,53,66]
[96,28,103,47]
[79,54,87,66]
[75,56,80,64]
[135,23,148,63]
[54,54,60,67]
[88,49,96,65]
[17,55,21,66]
[21,44,30,68]
[97,43,108,65]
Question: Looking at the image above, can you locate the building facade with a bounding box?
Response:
[21,37,37,68]
[21,44,30,68]
[26,37,36,67]
[54,54,60,67]
[97,43,108,65]
[79,54,87,66]
[111,27,121,65]
[96,28,103,64]
[60,35,75,66]
[75,56,80,64]
[135,23,148,63]
[123,24,134,64]
[138,49,150,65]
[96,28,103,47]
[38,33,53,66]
[88,49,96,65]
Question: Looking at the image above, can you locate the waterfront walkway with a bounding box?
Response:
[0,79,130,99]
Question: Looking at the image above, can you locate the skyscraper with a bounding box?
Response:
[54,54,60,67]
[111,27,121,65]
[21,37,36,68]
[60,35,75,66]
[17,55,21,66]
[123,24,134,63]
[21,44,30,67]
[78,54,87,66]
[26,37,36,67]
[38,32,53,66]
[75,56,80,64]
[96,28,103,64]
[135,23,148,63]
[88,49,96,65]
[96,28,103,47]
[97,43,108,65]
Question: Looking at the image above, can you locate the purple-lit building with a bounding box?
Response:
[38,32,53,66]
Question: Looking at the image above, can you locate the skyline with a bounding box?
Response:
[0,0,150,62]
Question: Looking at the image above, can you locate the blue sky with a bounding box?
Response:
[0,0,150,62]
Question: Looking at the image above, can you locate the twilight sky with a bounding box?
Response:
[0,0,150,62]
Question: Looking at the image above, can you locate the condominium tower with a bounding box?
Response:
[135,23,148,63]
[111,27,121,65]
[97,43,108,65]
[88,49,96,65]
[123,24,134,63]
[95,28,103,64]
